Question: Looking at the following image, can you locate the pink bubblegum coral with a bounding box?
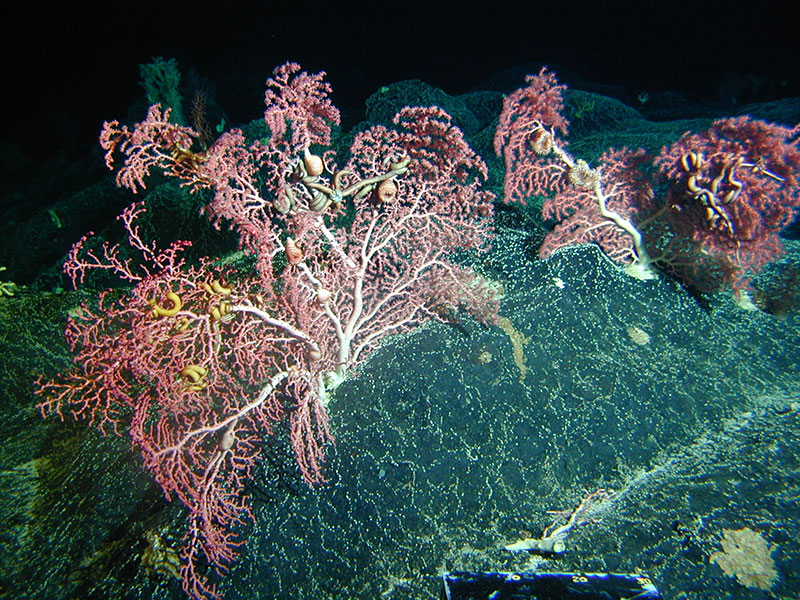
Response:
[263,62,340,151]
[495,68,800,290]
[100,104,208,193]
[655,116,800,284]
[38,62,498,600]
[494,67,570,206]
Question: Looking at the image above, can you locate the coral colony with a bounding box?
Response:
[37,63,800,598]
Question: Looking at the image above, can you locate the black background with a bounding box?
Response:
[3,0,797,162]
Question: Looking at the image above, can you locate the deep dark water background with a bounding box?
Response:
[4,0,799,168]
[1,1,800,598]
